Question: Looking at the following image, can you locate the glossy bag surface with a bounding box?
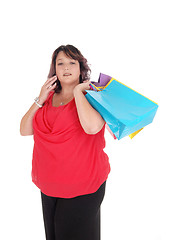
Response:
[86,73,158,140]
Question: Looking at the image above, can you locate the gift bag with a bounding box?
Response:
[86,73,158,140]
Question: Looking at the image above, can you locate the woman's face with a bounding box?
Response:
[55,51,80,85]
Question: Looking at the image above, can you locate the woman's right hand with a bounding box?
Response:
[38,76,57,104]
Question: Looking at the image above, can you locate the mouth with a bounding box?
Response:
[63,73,72,76]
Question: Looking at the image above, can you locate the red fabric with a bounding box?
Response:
[32,91,111,198]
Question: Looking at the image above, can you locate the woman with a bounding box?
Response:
[20,44,111,240]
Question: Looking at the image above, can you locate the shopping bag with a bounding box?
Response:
[89,73,144,139]
[86,73,158,140]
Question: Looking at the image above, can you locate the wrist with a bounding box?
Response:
[37,96,45,105]
[34,97,44,107]
[73,87,83,95]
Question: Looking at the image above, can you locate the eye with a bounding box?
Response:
[58,63,63,65]
[70,62,75,64]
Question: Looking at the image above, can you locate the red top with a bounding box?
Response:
[32,91,111,198]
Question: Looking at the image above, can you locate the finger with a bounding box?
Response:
[52,82,57,88]
[84,80,91,83]
[45,77,57,88]
[47,82,57,90]
[44,76,57,85]
[86,80,91,85]
[46,76,57,85]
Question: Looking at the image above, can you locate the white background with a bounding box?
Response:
[0,0,171,239]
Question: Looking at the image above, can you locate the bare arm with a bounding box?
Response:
[73,87,105,134]
[20,75,57,136]
[20,103,40,136]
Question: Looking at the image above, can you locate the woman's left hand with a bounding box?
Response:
[73,80,92,94]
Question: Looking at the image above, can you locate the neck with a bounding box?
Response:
[60,89,74,97]
[60,83,79,97]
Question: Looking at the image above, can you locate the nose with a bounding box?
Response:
[64,64,69,70]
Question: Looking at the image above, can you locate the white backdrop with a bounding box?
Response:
[0,0,170,239]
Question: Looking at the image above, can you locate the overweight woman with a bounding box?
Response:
[20,44,111,240]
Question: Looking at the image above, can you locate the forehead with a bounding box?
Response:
[56,51,74,61]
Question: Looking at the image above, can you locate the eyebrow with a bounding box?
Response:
[57,58,75,61]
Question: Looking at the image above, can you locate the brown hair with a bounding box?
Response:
[47,44,91,93]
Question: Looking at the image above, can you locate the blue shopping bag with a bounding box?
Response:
[86,73,158,140]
